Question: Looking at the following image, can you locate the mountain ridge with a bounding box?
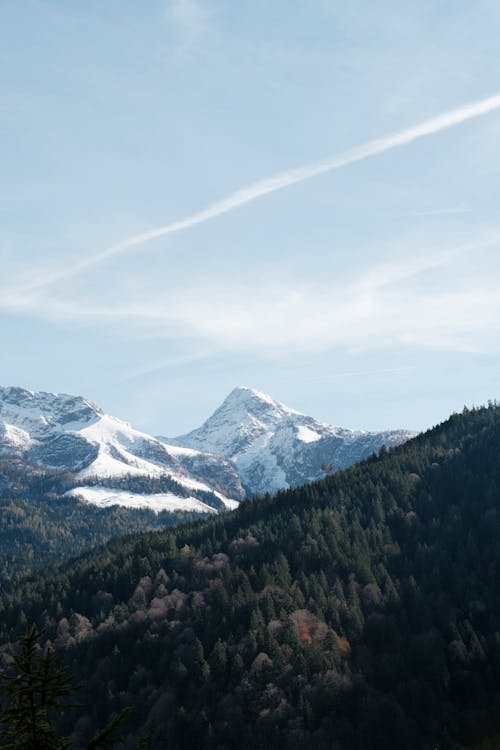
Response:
[0,385,242,513]
[0,384,415,509]
[168,385,416,495]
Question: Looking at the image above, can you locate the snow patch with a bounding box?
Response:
[0,423,32,451]
[65,486,217,513]
[296,425,322,443]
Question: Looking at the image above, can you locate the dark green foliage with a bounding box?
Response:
[0,459,209,581]
[2,404,500,749]
[0,627,142,750]
[0,626,74,750]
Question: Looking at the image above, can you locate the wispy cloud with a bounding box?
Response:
[164,0,209,53]
[4,234,499,357]
[118,349,213,382]
[16,91,500,295]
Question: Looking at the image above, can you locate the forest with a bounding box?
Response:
[0,459,207,580]
[1,404,500,749]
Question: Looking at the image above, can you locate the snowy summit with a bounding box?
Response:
[168,386,416,496]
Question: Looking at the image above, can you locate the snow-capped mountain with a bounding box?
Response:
[0,384,415,511]
[0,386,242,513]
[169,386,416,496]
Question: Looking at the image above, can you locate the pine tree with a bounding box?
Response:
[0,625,73,750]
[0,627,142,750]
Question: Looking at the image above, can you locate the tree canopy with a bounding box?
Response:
[1,404,500,749]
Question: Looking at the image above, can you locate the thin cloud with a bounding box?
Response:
[118,349,213,382]
[165,0,209,52]
[18,91,500,295]
[4,234,499,357]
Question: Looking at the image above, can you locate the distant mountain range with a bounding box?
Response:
[168,386,416,496]
[0,384,415,512]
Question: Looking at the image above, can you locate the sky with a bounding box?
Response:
[1,0,500,436]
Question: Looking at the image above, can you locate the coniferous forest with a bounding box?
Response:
[0,459,208,581]
[1,404,500,749]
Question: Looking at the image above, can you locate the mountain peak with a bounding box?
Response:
[170,386,300,463]
[223,386,302,416]
[0,385,104,437]
[171,386,416,495]
[226,385,275,402]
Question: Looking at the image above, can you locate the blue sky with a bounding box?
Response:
[1,0,500,435]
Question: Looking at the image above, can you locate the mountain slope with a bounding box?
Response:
[0,456,224,581]
[0,386,243,512]
[3,403,500,749]
[169,386,415,495]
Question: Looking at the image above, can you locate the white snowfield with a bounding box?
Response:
[65,486,235,513]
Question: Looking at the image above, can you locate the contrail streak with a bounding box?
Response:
[26,92,500,291]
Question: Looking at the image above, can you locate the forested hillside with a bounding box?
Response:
[0,459,205,580]
[2,404,500,749]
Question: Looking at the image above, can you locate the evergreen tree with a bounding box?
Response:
[0,626,73,750]
[0,627,142,750]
